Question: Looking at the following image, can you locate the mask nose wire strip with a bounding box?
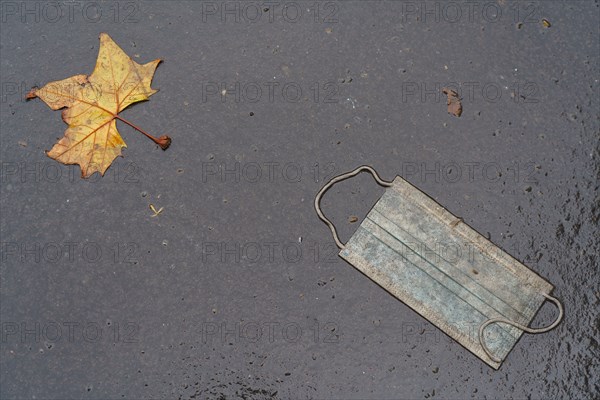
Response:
[314,165,393,250]
[479,293,564,363]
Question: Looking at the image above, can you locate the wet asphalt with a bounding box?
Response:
[1,1,598,399]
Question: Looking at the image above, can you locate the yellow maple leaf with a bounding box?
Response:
[27,33,171,178]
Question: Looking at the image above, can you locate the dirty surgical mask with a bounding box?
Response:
[314,165,563,369]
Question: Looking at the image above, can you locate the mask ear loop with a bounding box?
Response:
[479,293,564,363]
[314,165,393,250]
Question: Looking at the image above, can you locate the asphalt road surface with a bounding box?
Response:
[1,1,598,399]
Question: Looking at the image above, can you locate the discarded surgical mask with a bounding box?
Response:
[314,165,563,369]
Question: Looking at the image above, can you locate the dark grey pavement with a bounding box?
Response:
[1,1,598,399]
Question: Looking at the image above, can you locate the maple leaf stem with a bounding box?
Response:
[114,115,171,150]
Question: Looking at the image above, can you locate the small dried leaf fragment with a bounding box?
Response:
[442,87,463,117]
[27,33,170,178]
